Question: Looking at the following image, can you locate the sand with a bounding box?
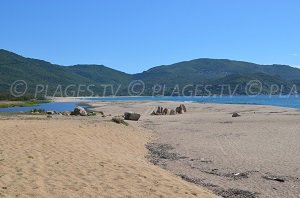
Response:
[82,100,300,198]
[0,114,216,198]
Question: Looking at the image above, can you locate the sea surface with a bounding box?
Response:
[0,95,300,112]
[0,102,79,113]
[82,95,300,108]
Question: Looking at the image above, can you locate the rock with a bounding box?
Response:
[179,108,184,114]
[156,106,164,114]
[176,106,184,114]
[112,117,128,126]
[47,115,53,118]
[179,105,185,114]
[98,111,104,116]
[170,109,176,115]
[156,106,161,114]
[46,111,55,115]
[150,111,156,116]
[62,111,70,116]
[124,112,141,121]
[72,106,87,116]
[163,108,169,115]
[180,104,187,112]
[232,112,241,117]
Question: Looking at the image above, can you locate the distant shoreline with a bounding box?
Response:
[51,95,300,109]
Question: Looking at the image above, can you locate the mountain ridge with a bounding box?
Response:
[0,49,299,97]
[2,49,299,75]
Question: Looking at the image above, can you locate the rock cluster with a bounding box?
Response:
[31,106,99,117]
[151,104,187,116]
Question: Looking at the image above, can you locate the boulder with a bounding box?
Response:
[170,109,176,115]
[46,111,55,115]
[176,106,184,114]
[232,112,241,117]
[62,111,70,116]
[72,106,87,116]
[180,104,187,112]
[112,117,128,126]
[124,112,141,121]
[150,111,156,116]
[163,108,169,115]
[156,106,163,114]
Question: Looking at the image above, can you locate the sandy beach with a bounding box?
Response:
[78,100,300,198]
[0,112,216,197]
[1,99,300,198]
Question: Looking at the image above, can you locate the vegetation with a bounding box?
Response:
[0,100,39,108]
[30,108,46,113]
[111,117,129,126]
[1,49,300,96]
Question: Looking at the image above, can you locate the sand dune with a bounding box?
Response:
[0,115,216,197]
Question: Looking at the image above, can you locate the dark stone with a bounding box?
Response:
[46,111,55,115]
[124,112,141,121]
[163,108,169,115]
[232,112,241,117]
[170,109,176,115]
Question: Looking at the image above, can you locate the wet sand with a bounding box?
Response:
[84,100,300,198]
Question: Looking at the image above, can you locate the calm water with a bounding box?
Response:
[1,96,300,112]
[0,102,79,113]
[81,95,300,109]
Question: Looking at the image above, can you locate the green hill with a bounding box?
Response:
[0,49,132,97]
[134,58,300,83]
[0,49,299,98]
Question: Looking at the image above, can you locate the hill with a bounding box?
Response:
[0,49,132,97]
[0,49,299,97]
[134,58,300,83]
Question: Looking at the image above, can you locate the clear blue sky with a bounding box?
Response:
[1,0,300,73]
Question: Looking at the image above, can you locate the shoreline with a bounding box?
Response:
[51,96,300,110]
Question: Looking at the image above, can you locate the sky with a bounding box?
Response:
[1,0,300,73]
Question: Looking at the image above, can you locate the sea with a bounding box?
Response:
[0,95,300,112]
